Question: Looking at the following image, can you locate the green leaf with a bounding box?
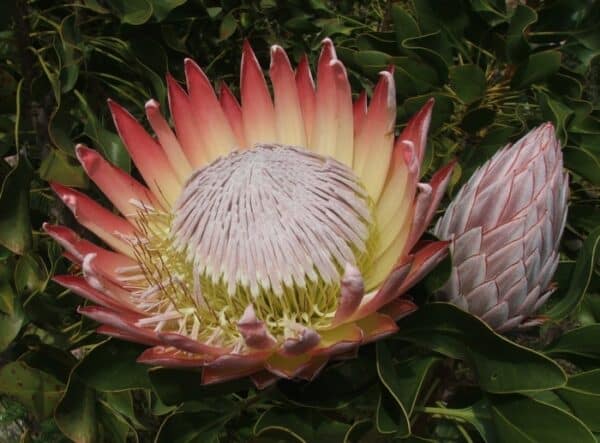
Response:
[278,358,376,410]
[537,91,573,141]
[460,107,496,133]
[565,369,600,395]
[354,50,389,77]
[101,390,146,430]
[149,367,250,405]
[20,345,78,384]
[545,227,600,319]
[156,415,217,443]
[420,400,497,443]
[402,32,449,82]
[545,324,600,360]
[564,146,600,185]
[39,149,88,188]
[108,0,153,25]
[511,50,562,88]
[449,64,487,104]
[14,253,48,296]
[74,90,130,172]
[156,409,233,443]
[556,371,600,432]
[456,401,497,443]
[254,407,350,443]
[392,5,420,48]
[490,395,595,443]
[376,342,440,436]
[76,339,152,391]
[55,371,97,443]
[219,11,238,41]
[0,361,65,420]
[97,401,131,443]
[506,5,537,62]
[0,266,24,351]
[0,157,33,254]
[0,261,15,315]
[397,303,566,393]
[150,0,187,21]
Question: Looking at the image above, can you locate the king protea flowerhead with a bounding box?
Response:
[45,39,453,387]
[434,124,568,332]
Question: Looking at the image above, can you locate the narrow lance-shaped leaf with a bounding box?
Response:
[397,303,566,393]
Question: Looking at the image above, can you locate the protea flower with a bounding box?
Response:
[434,124,568,332]
[45,39,453,387]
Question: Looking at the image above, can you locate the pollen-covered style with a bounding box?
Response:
[434,124,568,332]
[46,39,453,387]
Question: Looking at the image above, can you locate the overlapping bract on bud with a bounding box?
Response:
[434,124,569,332]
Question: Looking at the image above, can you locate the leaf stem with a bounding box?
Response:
[415,406,470,421]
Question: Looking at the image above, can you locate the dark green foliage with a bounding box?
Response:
[0,0,599,441]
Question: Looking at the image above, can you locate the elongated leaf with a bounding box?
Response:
[557,389,600,432]
[155,410,226,443]
[397,303,566,392]
[545,227,600,319]
[0,276,24,352]
[490,395,595,443]
[14,253,48,296]
[449,64,487,104]
[76,339,152,391]
[0,158,32,254]
[55,370,97,443]
[511,50,562,88]
[149,367,250,405]
[0,361,65,420]
[108,0,153,25]
[506,5,537,62]
[545,325,600,360]
[279,358,376,410]
[254,407,350,443]
[151,0,187,21]
[39,149,88,188]
[376,341,439,436]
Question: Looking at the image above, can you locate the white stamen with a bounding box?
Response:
[171,144,370,297]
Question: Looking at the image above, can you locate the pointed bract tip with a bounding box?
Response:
[106,98,126,118]
[320,37,337,60]
[329,59,348,78]
[165,73,183,92]
[321,37,334,47]
[145,99,160,110]
[50,182,78,212]
[74,144,100,174]
[74,143,90,155]
[242,39,254,56]
[270,44,284,56]
[184,57,205,79]
[376,70,396,108]
[269,44,289,69]
[49,181,67,196]
[543,121,555,131]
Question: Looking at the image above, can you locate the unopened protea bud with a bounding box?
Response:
[434,123,568,332]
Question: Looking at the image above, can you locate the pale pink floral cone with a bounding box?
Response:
[434,124,568,332]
